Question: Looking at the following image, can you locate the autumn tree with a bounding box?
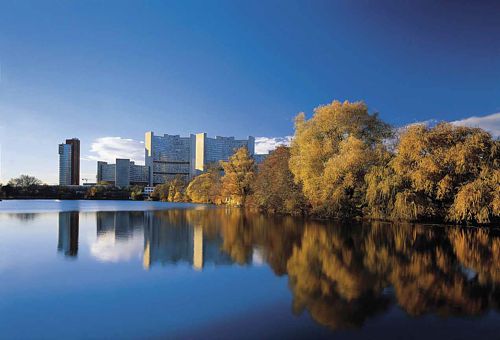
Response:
[363,147,400,220]
[152,177,186,202]
[130,185,144,200]
[389,123,499,223]
[186,167,222,204]
[289,100,392,218]
[250,146,309,214]
[169,178,186,202]
[220,147,256,206]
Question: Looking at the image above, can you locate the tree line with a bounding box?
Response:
[2,100,497,224]
[161,100,498,225]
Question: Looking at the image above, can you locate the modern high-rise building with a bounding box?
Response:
[194,133,255,172]
[145,131,255,185]
[58,144,72,186]
[94,132,261,187]
[58,138,80,185]
[145,132,195,185]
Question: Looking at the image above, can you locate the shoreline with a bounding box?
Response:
[1,198,498,228]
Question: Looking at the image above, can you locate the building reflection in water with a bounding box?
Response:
[142,210,233,270]
[58,208,500,331]
[91,210,233,270]
[57,212,79,257]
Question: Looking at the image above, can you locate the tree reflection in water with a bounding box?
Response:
[65,208,500,330]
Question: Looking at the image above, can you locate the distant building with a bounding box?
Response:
[95,131,266,187]
[58,144,72,186]
[58,138,80,185]
[193,133,255,172]
[143,186,155,196]
[145,132,195,185]
[253,153,268,164]
[145,131,256,186]
[97,159,148,187]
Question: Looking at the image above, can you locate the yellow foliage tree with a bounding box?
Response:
[220,147,256,206]
[186,169,222,204]
[390,123,499,223]
[152,177,186,202]
[289,100,391,218]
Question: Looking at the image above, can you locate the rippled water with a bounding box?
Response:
[1,200,500,339]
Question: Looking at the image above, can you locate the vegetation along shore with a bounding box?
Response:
[2,100,498,225]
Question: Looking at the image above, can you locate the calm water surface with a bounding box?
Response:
[1,200,500,339]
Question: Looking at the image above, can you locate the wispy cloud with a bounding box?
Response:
[451,112,500,138]
[397,113,500,139]
[255,136,292,154]
[83,137,144,164]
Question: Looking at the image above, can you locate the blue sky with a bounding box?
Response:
[0,0,499,184]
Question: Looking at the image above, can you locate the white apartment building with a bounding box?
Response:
[145,131,256,186]
[145,132,194,185]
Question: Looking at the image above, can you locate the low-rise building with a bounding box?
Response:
[97,159,148,187]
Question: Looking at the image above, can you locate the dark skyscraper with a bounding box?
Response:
[65,138,80,185]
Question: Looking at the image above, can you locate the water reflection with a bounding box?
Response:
[54,208,500,330]
[57,212,79,257]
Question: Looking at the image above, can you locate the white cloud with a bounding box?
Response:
[84,137,144,164]
[90,232,144,263]
[255,136,292,154]
[451,112,500,138]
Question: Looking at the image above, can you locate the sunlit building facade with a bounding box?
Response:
[145,131,256,185]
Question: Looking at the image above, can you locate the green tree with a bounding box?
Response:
[250,146,308,214]
[289,100,392,218]
[220,147,256,206]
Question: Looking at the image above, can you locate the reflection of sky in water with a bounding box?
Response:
[1,200,500,339]
[90,231,144,263]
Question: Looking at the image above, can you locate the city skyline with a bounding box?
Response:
[1,1,499,184]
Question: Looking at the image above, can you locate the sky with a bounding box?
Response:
[0,0,499,184]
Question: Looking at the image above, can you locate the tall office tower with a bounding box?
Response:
[65,138,80,185]
[58,143,72,185]
[58,138,80,185]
